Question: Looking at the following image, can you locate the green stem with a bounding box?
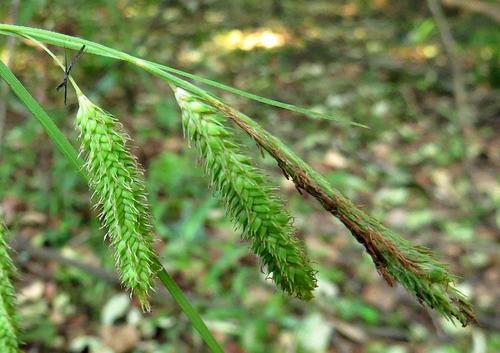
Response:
[0,59,84,179]
[0,59,225,353]
[153,259,223,353]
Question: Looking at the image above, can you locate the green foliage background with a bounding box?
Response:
[0,1,498,352]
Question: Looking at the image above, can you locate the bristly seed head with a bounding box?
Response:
[76,94,157,311]
[175,88,318,300]
[0,222,20,353]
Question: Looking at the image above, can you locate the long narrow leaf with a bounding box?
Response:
[0,24,367,127]
[0,59,84,178]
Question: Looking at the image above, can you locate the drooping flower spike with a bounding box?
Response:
[75,94,157,310]
[214,95,476,326]
[175,88,317,300]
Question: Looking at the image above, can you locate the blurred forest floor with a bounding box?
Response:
[0,1,499,353]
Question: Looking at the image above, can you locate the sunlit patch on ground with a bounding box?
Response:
[392,44,440,63]
[211,28,292,51]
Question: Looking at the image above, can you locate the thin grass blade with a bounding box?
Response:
[0,24,367,127]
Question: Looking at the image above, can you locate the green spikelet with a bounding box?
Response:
[210,98,475,326]
[174,88,317,300]
[0,222,20,353]
[75,94,157,310]
[337,205,475,326]
[379,225,475,326]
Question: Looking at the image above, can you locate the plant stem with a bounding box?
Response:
[153,259,224,353]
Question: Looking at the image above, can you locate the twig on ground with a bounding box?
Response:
[427,0,470,127]
[442,0,500,24]
[10,235,177,305]
[10,236,121,285]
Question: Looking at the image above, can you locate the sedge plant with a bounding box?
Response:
[0,222,19,353]
[0,24,476,352]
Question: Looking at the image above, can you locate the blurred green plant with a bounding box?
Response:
[0,222,20,353]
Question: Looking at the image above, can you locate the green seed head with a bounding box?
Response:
[380,230,475,326]
[0,223,20,353]
[175,88,317,300]
[76,94,157,311]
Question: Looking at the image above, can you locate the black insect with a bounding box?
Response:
[56,45,86,106]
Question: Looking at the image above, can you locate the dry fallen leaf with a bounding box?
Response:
[363,282,397,311]
[101,325,140,353]
[323,150,348,169]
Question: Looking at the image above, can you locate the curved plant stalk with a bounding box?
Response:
[0,60,224,353]
[0,222,20,353]
[175,87,317,299]
[209,99,476,326]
